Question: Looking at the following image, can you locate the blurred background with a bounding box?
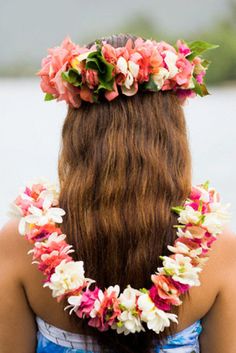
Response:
[0,0,235,228]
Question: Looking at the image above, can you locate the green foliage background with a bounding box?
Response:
[121,3,236,85]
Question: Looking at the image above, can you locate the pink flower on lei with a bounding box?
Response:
[149,285,173,311]
[151,275,182,308]
[26,223,62,243]
[88,286,121,331]
[75,287,100,318]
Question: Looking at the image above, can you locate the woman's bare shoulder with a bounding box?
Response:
[0,220,37,352]
[199,226,236,353]
[0,219,32,258]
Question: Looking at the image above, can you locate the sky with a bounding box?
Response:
[0,0,232,69]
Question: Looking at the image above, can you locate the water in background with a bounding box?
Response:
[0,78,235,229]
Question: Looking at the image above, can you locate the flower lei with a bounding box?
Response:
[10,180,230,335]
[37,37,218,108]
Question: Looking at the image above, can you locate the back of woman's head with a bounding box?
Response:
[58,34,192,353]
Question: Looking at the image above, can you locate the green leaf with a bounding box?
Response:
[193,78,209,97]
[94,79,114,94]
[201,59,211,70]
[143,76,158,91]
[202,180,210,190]
[171,206,185,214]
[186,41,219,61]
[61,68,82,87]
[86,50,114,82]
[44,93,55,101]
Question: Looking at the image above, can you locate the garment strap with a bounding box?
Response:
[36,316,100,350]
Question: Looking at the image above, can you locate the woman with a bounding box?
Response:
[0,34,236,353]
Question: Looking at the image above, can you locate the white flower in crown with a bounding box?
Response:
[158,254,202,286]
[117,57,139,90]
[137,293,178,334]
[90,285,120,318]
[44,260,85,297]
[113,286,145,335]
[178,206,202,225]
[168,242,202,258]
[152,67,169,90]
[163,51,179,79]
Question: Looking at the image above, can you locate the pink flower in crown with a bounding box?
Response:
[156,41,177,54]
[105,81,119,101]
[162,79,177,91]
[85,69,99,89]
[134,38,163,80]
[176,89,196,103]
[102,43,118,65]
[151,275,182,307]
[176,40,191,56]
[88,286,121,331]
[174,55,193,88]
[75,287,100,318]
[193,56,206,84]
[38,37,82,108]
[80,86,94,103]
[196,71,206,84]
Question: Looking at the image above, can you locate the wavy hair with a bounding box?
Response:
[58,34,192,353]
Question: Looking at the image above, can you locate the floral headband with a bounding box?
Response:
[37,36,218,108]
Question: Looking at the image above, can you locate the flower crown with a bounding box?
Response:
[10,180,230,335]
[38,36,218,108]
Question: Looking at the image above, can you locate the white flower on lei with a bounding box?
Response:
[66,295,83,314]
[112,286,145,335]
[178,206,202,225]
[44,260,85,297]
[203,202,231,234]
[176,227,195,239]
[19,204,65,235]
[90,285,120,318]
[168,242,202,258]
[158,254,202,286]
[137,293,178,334]
[195,186,211,203]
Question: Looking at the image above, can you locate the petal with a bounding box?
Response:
[117,57,128,75]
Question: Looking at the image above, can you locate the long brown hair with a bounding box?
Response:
[58,35,192,353]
